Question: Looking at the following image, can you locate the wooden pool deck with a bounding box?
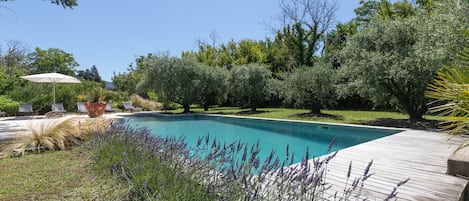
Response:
[321,128,468,200]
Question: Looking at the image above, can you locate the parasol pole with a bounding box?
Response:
[53,81,56,104]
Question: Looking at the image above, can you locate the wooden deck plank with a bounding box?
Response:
[308,129,468,201]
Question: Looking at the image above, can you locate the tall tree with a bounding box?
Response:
[29,47,78,75]
[276,0,338,65]
[340,1,467,120]
[0,40,30,76]
[0,0,77,8]
[77,65,103,83]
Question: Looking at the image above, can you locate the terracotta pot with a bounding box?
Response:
[84,102,106,118]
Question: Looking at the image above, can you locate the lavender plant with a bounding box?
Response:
[85,122,409,201]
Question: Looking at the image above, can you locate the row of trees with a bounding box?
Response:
[129,53,335,114]
[113,0,468,120]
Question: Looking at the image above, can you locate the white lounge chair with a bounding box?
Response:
[51,103,67,113]
[77,102,88,114]
[123,102,142,113]
[105,102,119,113]
[18,103,35,116]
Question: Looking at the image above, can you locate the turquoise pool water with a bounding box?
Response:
[125,115,401,164]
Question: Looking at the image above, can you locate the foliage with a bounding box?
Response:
[139,54,227,113]
[228,64,272,112]
[129,94,162,111]
[86,121,409,200]
[281,63,336,114]
[276,0,338,66]
[324,22,358,69]
[0,95,18,116]
[112,66,143,95]
[340,3,467,120]
[6,79,116,114]
[198,65,228,111]
[183,39,268,68]
[0,0,78,8]
[8,82,53,113]
[0,40,30,76]
[76,65,103,83]
[426,31,469,148]
[139,55,201,113]
[0,117,111,157]
[28,47,78,75]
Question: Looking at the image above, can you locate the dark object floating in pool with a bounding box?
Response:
[319,126,329,130]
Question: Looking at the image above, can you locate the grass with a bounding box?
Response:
[165,107,445,124]
[0,148,128,201]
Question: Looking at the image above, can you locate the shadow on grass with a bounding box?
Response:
[209,109,271,115]
[290,112,344,120]
[363,118,443,130]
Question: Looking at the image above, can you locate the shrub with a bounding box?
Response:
[0,95,19,116]
[86,122,409,200]
[129,94,163,111]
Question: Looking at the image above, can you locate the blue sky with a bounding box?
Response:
[1,0,361,81]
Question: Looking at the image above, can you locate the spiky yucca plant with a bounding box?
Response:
[0,117,112,157]
[426,30,469,149]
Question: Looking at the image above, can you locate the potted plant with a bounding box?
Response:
[83,87,106,118]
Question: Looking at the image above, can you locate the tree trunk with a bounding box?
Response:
[183,104,190,113]
[251,106,257,112]
[310,102,321,114]
[203,103,209,111]
[310,107,321,115]
[409,112,424,122]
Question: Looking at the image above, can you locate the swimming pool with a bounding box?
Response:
[125,114,402,164]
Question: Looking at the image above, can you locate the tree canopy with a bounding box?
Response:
[228,64,272,112]
[340,1,467,120]
[281,63,336,114]
[29,47,78,75]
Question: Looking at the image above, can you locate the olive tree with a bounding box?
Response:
[281,63,336,114]
[340,3,467,120]
[198,65,228,111]
[228,64,271,112]
[139,56,202,113]
[139,55,227,113]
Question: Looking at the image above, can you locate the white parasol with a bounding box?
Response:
[20,72,81,103]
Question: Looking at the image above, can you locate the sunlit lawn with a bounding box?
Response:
[0,148,127,201]
[166,107,445,125]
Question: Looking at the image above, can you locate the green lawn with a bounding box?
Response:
[165,107,445,125]
[0,148,127,201]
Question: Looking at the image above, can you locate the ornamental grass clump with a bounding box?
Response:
[129,94,163,111]
[87,121,409,201]
[0,117,112,157]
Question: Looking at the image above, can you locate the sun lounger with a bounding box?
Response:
[18,103,35,116]
[51,103,67,113]
[123,102,142,113]
[77,102,88,114]
[105,102,119,113]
